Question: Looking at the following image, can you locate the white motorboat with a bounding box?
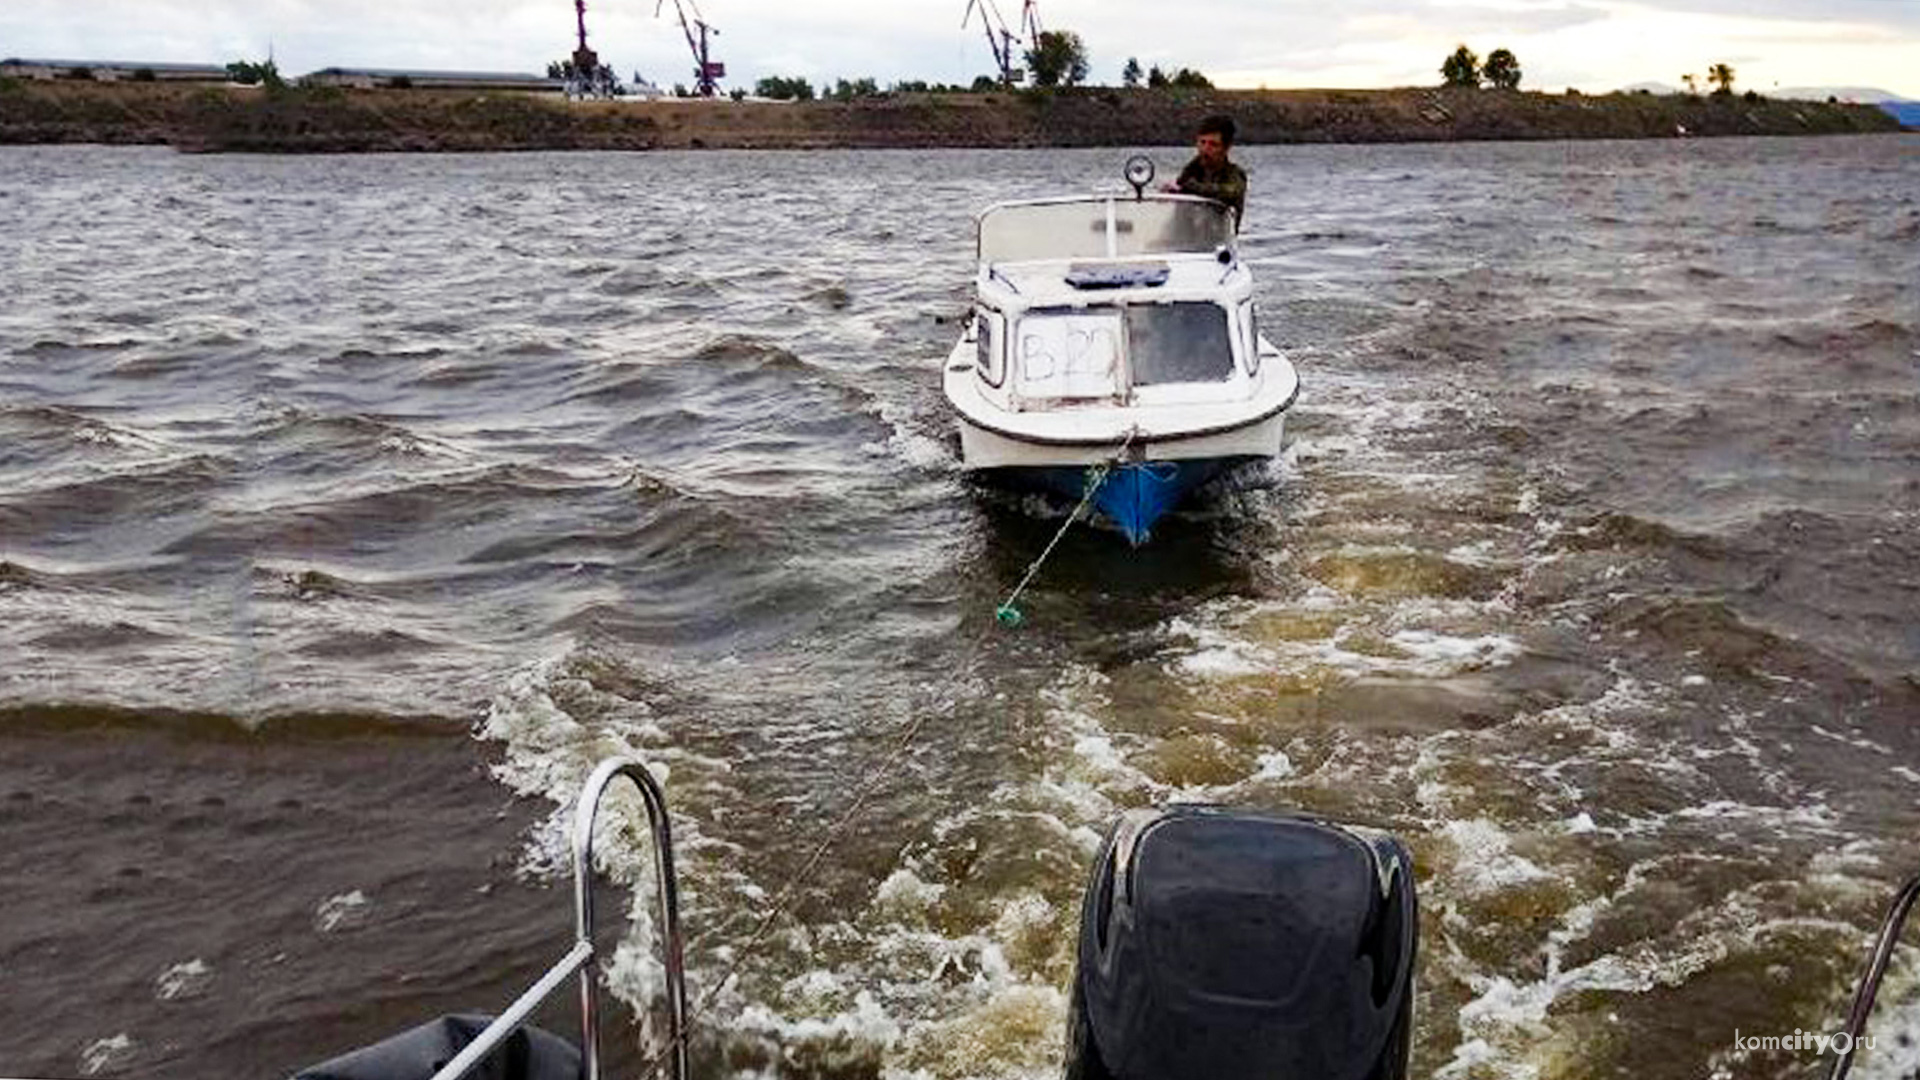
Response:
[943,158,1300,544]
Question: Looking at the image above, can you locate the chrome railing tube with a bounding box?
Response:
[572,758,689,1080]
[1828,871,1920,1080]
[426,940,595,1080]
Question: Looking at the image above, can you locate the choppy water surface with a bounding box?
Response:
[3,137,1918,1079]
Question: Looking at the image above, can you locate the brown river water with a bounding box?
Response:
[2,135,1918,1079]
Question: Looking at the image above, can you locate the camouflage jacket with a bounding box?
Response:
[1174,157,1248,226]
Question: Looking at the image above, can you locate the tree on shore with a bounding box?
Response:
[1121,57,1142,88]
[227,59,283,87]
[1026,30,1090,87]
[1707,63,1735,96]
[548,59,620,96]
[829,77,880,101]
[753,75,815,100]
[1681,73,1698,94]
[1482,48,1521,89]
[1168,67,1213,89]
[1441,45,1480,87]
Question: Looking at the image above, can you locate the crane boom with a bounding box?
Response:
[657,0,725,96]
[960,0,1023,85]
[1021,0,1043,42]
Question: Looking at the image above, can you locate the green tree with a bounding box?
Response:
[1441,45,1479,88]
[1146,64,1169,88]
[1121,56,1143,88]
[1681,73,1698,94]
[1482,48,1521,89]
[971,74,1000,92]
[829,76,879,101]
[1025,30,1090,87]
[1707,62,1735,95]
[754,75,815,100]
[1168,67,1212,89]
[226,59,283,87]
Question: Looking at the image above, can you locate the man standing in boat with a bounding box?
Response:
[1165,114,1247,227]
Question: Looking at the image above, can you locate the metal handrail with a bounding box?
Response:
[1826,871,1920,1080]
[429,757,689,1080]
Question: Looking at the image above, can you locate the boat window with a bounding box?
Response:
[980,199,1236,263]
[976,309,1005,387]
[1015,311,1124,401]
[1127,303,1235,385]
[1121,204,1234,257]
[1239,300,1260,376]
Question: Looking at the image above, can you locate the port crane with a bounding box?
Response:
[962,0,1042,85]
[567,0,598,95]
[658,0,725,96]
[561,0,723,98]
[563,0,620,97]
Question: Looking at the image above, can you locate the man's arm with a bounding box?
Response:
[1177,166,1246,210]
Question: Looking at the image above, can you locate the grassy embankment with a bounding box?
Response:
[0,77,1903,153]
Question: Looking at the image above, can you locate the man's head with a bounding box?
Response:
[1195,114,1236,167]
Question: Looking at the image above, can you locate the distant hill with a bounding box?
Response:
[1772,86,1907,103]
[1611,82,1916,127]
[1878,100,1920,127]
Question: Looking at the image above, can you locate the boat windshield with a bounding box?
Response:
[979,198,1235,263]
[1126,303,1235,385]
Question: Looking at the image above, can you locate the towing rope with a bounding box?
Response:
[627,426,1143,1080]
[994,427,1139,627]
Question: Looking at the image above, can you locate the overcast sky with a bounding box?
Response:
[4,0,1915,98]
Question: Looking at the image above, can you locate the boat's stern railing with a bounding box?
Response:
[1827,870,1920,1080]
[430,757,688,1080]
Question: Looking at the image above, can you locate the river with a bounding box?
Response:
[2,135,1917,1080]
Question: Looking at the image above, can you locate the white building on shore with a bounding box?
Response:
[301,67,561,92]
[0,58,229,82]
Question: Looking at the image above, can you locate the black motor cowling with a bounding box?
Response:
[1064,806,1417,1080]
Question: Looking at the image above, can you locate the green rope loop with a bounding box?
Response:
[993,429,1138,628]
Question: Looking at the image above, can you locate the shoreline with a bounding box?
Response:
[0,80,1903,153]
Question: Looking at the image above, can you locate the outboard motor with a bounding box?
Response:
[1064,806,1417,1080]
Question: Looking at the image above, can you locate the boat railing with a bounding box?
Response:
[429,757,688,1080]
[1827,870,1920,1080]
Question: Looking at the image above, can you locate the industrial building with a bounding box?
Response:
[0,58,229,82]
[301,67,561,92]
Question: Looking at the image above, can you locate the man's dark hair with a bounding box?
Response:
[1197,114,1236,145]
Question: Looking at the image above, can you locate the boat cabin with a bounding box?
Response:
[968,195,1266,413]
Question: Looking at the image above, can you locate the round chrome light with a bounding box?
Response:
[1124,155,1155,196]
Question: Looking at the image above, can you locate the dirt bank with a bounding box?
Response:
[0,79,1902,153]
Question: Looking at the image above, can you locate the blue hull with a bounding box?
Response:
[1027,458,1237,545]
